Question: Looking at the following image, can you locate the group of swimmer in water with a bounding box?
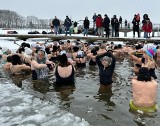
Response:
[1,39,159,113]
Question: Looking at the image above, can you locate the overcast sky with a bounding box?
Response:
[1,0,160,23]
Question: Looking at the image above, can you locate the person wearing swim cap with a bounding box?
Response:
[142,48,157,79]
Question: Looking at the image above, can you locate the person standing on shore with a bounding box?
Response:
[64,16,72,36]
[96,14,103,37]
[125,19,127,28]
[111,15,119,37]
[103,14,110,38]
[92,13,97,32]
[132,14,140,37]
[73,21,78,34]
[52,16,60,35]
[142,14,152,38]
[83,16,90,36]
[119,16,122,28]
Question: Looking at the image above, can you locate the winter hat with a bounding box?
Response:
[40,45,45,50]
[31,43,38,48]
[60,50,67,55]
[77,50,84,58]
[45,43,49,47]
[24,47,32,55]
[146,48,157,58]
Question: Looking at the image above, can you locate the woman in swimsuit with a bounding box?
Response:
[31,49,54,80]
[129,49,144,74]
[55,54,75,85]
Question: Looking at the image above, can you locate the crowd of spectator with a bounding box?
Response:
[50,13,153,38]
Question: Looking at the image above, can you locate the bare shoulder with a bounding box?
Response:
[131,77,137,82]
[151,79,158,85]
[31,60,37,64]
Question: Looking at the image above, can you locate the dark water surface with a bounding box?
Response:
[2,57,160,126]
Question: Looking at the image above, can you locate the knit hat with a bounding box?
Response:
[60,50,66,55]
[77,50,84,58]
[24,47,32,55]
[146,48,157,58]
[31,43,38,48]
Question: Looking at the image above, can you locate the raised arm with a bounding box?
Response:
[31,60,47,69]
[96,52,110,68]
[107,52,116,70]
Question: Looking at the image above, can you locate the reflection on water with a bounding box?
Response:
[11,74,31,88]
[54,84,75,101]
[32,80,51,94]
[97,85,115,107]
[54,84,75,110]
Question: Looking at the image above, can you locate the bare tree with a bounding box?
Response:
[0,9,53,29]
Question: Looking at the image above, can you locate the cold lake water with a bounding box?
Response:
[0,30,160,126]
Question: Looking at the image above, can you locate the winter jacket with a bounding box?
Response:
[96,17,103,27]
[142,19,152,32]
[64,18,72,28]
[103,17,110,28]
[83,19,90,29]
[132,18,140,31]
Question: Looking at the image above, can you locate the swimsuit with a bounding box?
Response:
[129,100,157,113]
[55,65,75,85]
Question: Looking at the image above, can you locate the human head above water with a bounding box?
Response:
[37,49,46,59]
[137,67,151,82]
[11,54,22,65]
[58,54,70,67]
[145,48,157,58]
[101,56,112,67]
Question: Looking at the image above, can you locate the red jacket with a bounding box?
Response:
[142,21,152,33]
[96,17,103,27]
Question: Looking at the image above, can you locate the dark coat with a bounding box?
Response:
[103,17,110,28]
[64,18,72,28]
[73,22,78,27]
[132,18,140,31]
[119,17,122,23]
[93,15,97,22]
[83,19,90,29]
[111,18,119,31]
[52,19,60,26]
